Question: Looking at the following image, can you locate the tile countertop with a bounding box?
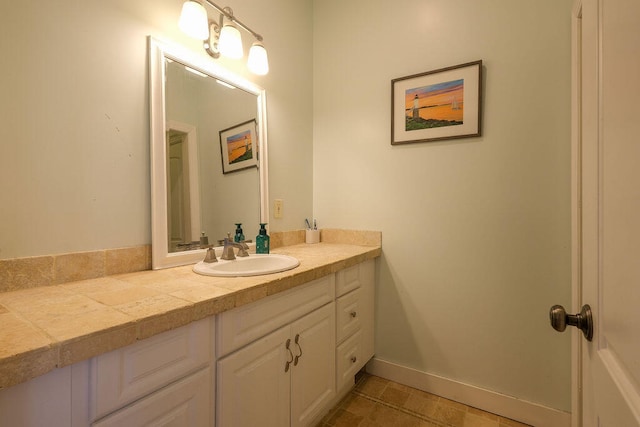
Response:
[0,233,381,390]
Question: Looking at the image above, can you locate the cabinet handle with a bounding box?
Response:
[293,334,303,366]
[285,339,293,372]
[350,311,357,318]
[351,356,357,364]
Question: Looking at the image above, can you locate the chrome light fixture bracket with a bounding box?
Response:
[203,16,224,59]
[180,1,268,74]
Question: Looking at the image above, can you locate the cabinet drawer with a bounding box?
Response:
[92,367,212,427]
[217,275,335,357]
[336,264,361,297]
[336,330,363,393]
[336,288,362,344]
[92,318,211,420]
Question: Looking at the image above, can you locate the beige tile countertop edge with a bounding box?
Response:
[0,240,381,390]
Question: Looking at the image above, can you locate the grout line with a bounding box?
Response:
[350,389,450,427]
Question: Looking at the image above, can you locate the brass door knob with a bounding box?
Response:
[549,304,593,341]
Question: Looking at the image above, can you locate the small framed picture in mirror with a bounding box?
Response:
[219,119,259,174]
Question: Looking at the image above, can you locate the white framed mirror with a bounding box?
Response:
[149,37,269,269]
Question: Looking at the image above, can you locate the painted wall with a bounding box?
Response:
[0,0,313,259]
[313,0,573,412]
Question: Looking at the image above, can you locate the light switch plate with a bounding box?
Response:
[274,199,283,218]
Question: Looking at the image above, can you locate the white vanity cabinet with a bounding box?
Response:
[216,275,337,427]
[0,257,377,427]
[335,259,375,394]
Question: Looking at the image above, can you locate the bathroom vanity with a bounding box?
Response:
[0,235,379,427]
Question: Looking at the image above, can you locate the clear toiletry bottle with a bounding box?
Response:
[234,223,245,243]
[256,223,270,254]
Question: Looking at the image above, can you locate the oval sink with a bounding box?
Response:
[193,254,300,277]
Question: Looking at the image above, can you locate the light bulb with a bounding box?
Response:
[248,42,269,75]
[178,1,209,40]
[219,23,243,59]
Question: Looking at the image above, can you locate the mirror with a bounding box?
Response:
[149,37,269,269]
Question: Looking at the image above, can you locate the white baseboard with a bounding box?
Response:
[366,358,571,427]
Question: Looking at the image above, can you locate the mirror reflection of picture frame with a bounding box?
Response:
[219,119,259,174]
[391,60,482,145]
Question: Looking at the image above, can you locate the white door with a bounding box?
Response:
[572,0,640,425]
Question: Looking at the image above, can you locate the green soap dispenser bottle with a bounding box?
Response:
[234,223,245,242]
[256,223,270,254]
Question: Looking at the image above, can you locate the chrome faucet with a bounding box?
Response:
[221,237,250,260]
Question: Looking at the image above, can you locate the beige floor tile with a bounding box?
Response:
[468,406,500,421]
[392,412,430,427]
[464,412,500,427]
[379,386,410,407]
[367,403,402,425]
[326,408,364,426]
[355,375,388,398]
[341,395,377,417]
[329,373,533,427]
[439,396,470,411]
[431,401,466,425]
[499,417,532,427]
[403,391,439,417]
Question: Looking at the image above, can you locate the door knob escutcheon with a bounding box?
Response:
[549,304,593,341]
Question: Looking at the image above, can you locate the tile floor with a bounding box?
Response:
[319,373,532,427]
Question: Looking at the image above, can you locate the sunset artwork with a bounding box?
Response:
[392,60,481,145]
[404,79,464,131]
[226,129,253,164]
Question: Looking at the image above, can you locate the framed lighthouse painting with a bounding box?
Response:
[391,60,482,145]
[219,119,258,174]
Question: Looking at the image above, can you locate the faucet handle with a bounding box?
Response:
[237,242,249,257]
[203,247,218,263]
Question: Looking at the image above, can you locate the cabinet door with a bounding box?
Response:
[290,303,336,427]
[92,318,211,420]
[91,367,211,427]
[217,326,291,427]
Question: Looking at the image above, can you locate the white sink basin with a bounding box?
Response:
[192,254,300,277]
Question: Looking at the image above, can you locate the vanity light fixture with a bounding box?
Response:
[178,0,269,75]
